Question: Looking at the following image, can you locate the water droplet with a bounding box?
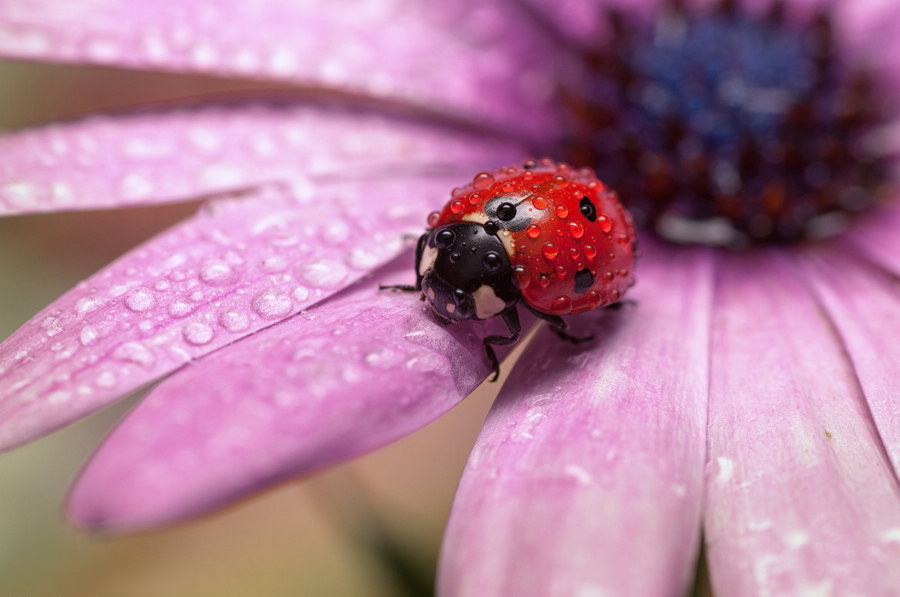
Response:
[218,309,250,332]
[125,288,156,312]
[200,259,236,285]
[588,290,602,308]
[472,172,494,189]
[468,192,482,206]
[118,172,154,201]
[532,196,548,210]
[75,297,102,315]
[427,211,441,228]
[542,243,559,261]
[182,321,214,345]
[321,220,350,244]
[95,370,117,388]
[2,182,40,208]
[551,295,573,314]
[568,221,584,239]
[297,260,348,289]
[79,325,98,346]
[502,183,515,193]
[260,255,288,273]
[253,290,293,319]
[552,175,569,188]
[292,286,310,302]
[113,341,155,366]
[555,204,568,219]
[584,245,597,261]
[346,248,380,270]
[168,301,195,318]
[598,215,612,233]
[513,265,530,289]
[526,224,542,239]
[155,280,171,291]
[450,199,464,214]
[41,316,63,337]
[538,274,551,289]
[555,265,567,279]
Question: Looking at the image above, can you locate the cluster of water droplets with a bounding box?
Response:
[0,175,465,443]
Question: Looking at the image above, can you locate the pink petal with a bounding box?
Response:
[0,105,523,215]
[0,0,561,134]
[0,174,465,451]
[704,250,900,596]
[796,245,900,479]
[840,204,900,276]
[66,257,534,532]
[439,243,713,597]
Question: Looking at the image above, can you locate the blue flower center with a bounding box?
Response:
[564,1,891,244]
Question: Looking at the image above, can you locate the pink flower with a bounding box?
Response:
[3,0,900,594]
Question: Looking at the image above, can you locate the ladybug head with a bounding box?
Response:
[417,223,521,323]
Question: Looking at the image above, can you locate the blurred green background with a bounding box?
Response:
[0,61,500,597]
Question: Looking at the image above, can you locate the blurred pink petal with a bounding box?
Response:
[0,175,465,450]
[704,251,900,596]
[439,243,712,597]
[797,246,900,476]
[0,0,560,134]
[840,204,900,276]
[67,257,533,532]
[0,105,523,214]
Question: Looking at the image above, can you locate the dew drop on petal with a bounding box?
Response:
[168,301,195,318]
[199,259,236,285]
[182,321,215,345]
[79,325,99,346]
[253,290,293,319]
[218,309,250,332]
[297,260,348,289]
[292,286,310,302]
[95,370,117,388]
[125,288,156,312]
[260,255,288,273]
[113,341,156,366]
[75,297,102,315]
[41,316,63,337]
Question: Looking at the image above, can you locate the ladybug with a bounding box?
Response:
[387,159,637,380]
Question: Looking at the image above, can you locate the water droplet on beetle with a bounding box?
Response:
[584,245,597,261]
[526,224,541,239]
[598,215,612,233]
[532,196,548,210]
[450,200,464,214]
[473,172,494,189]
[542,243,559,261]
[551,295,573,314]
[568,221,584,239]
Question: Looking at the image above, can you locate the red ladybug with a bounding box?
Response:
[389,159,637,380]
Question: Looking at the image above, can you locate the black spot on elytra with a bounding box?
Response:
[580,196,597,222]
[574,268,595,294]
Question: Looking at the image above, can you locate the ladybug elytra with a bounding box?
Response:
[387,159,637,380]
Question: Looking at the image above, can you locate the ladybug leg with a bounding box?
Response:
[379,233,428,292]
[525,305,595,344]
[482,307,522,382]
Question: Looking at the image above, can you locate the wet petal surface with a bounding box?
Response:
[0,0,560,135]
[67,257,532,531]
[0,175,463,450]
[0,104,522,215]
[439,243,713,597]
[704,250,900,596]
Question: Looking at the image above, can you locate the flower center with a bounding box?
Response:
[562,0,893,244]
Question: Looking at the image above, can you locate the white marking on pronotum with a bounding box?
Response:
[472,284,508,319]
